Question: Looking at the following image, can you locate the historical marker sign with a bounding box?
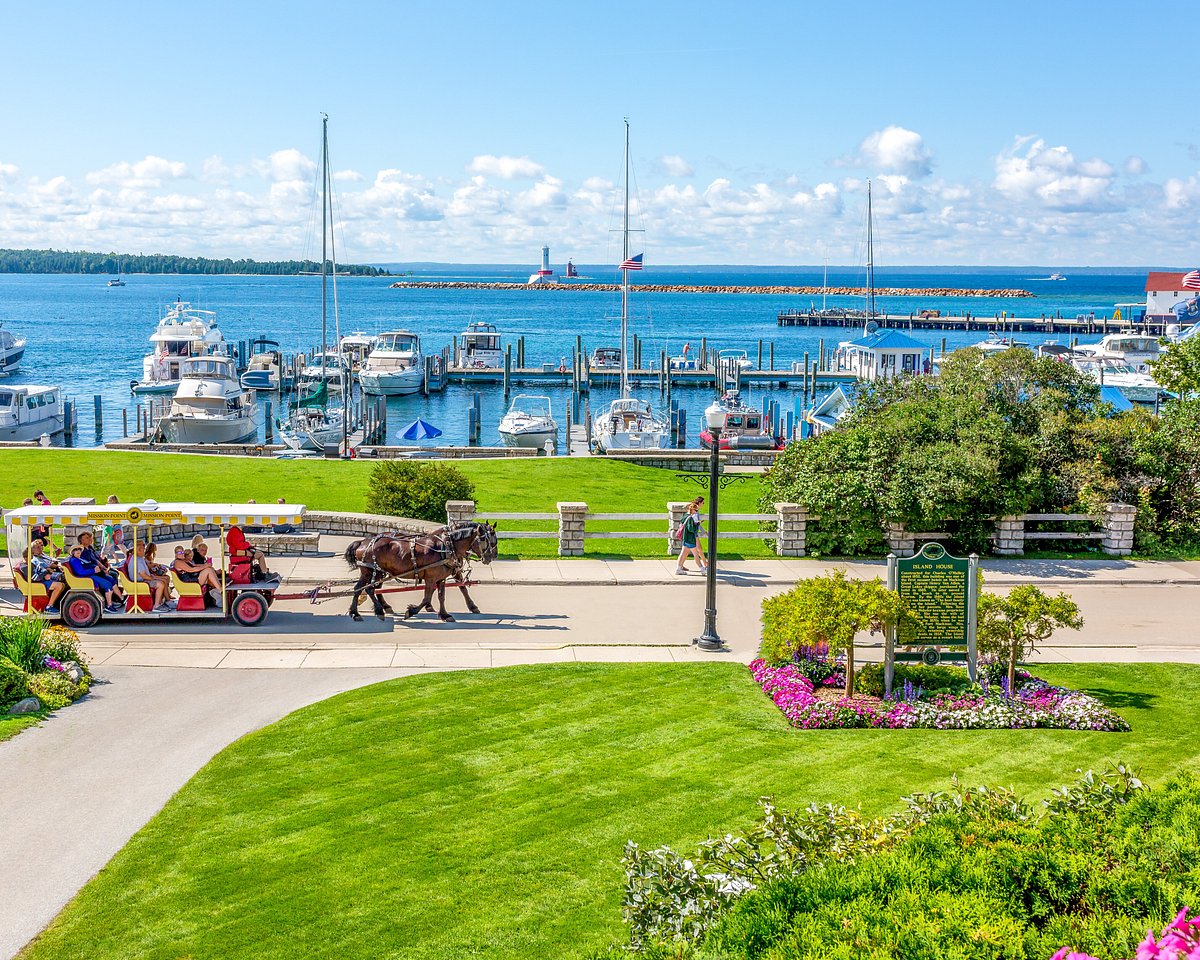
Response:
[885,542,979,691]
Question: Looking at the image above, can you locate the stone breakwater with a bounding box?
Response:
[388,281,1036,298]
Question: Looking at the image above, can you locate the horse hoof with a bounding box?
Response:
[404,609,416,620]
[351,613,363,622]
[375,610,386,620]
[468,605,481,615]
[440,614,455,623]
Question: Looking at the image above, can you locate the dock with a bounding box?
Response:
[777,310,1181,337]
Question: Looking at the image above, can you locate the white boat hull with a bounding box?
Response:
[498,423,558,448]
[0,414,64,442]
[132,379,183,395]
[160,415,257,445]
[592,420,670,451]
[359,367,423,396]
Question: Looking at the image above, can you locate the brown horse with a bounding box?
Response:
[343,521,498,622]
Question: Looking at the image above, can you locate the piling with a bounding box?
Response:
[757,340,763,370]
[504,344,512,399]
[940,336,947,357]
[93,395,102,432]
[700,337,708,370]
[518,336,525,368]
[818,338,825,370]
[803,352,810,401]
[769,342,775,371]
[264,399,273,442]
[122,408,128,437]
[676,407,687,448]
[467,406,477,445]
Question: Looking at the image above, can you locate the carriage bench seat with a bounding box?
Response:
[245,532,322,556]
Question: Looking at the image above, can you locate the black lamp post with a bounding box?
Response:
[696,401,726,651]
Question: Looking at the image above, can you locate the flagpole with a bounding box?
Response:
[621,118,630,399]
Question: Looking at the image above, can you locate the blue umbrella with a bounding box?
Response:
[398,418,443,441]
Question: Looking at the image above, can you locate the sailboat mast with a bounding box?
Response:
[321,114,329,367]
[620,118,630,399]
[866,179,875,321]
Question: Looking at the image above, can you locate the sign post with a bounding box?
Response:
[886,542,978,696]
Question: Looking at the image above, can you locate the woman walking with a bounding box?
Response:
[675,497,707,575]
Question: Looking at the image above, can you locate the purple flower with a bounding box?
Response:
[42,655,64,672]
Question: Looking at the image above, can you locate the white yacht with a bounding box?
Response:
[133,300,226,394]
[591,121,669,453]
[0,323,25,376]
[457,322,503,368]
[359,330,424,396]
[1071,356,1164,404]
[0,385,63,441]
[498,394,558,448]
[716,348,753,371]
[240,340,284,391]
[1076,333,1163,373]
[974,335,1030,355]
[339,332,377,372]
[297,351,349,393]
[158,356,257,444]
[589,347,622,371]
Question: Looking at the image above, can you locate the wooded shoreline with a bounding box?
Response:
[389,281,1037,297]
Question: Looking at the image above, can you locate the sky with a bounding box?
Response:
[1,0,1198,267]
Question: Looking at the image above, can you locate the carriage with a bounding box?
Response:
[4,501,300,630]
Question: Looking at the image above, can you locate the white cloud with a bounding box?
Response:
[660,154,694,177]
[993,136,1118,211]
[334,169,363,183]
[255,148,316,183]
[85,155,188,188]
[0,162,19,183]
[857,126,933,179]
[1124,156,1148,176]
[467,155,545,179]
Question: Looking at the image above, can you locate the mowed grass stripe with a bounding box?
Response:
[22,662,1200,960]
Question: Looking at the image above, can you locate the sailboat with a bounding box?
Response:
[591,120,669,452]
[107,259,126,287]
[280,114,348,453]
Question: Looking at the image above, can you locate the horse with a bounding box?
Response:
[343,521,498,622]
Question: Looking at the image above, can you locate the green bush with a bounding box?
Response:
[27,670,85,710]
[0,615,46,673]
[0,655,29,707]
[366,460,475,524]
[39,625,90,678]
[856,662,975,698]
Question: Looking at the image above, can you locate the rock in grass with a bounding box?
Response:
[7,697,41,715]
[62,662,85,683]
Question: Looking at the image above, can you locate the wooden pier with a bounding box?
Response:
[777,310,1181,337]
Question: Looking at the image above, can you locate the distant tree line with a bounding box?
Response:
[0,248,391,277]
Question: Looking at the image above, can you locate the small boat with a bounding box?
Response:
[359,330,424,395]
[240,339,284,391]
[339,332,377,372]
[0,385,64,441]
[457,322,503,368]
[716,348,753,371]
[107,260,126,287]
[974,335,1030,355]
[498,394,558,448]
[700,390,782,450]
[669,343,697,370]
[280,383,343,452]
[589,347,622,371]
[158,356,258,444]
[1049,273,1066,281]
[133,300,226,394]
[297,350,349,393]
[1071,356,1164,404]
[1076,332,1163,373]
[0,323,26,376]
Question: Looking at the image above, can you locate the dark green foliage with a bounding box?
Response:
[0,615,46,673]
[38,626,90,677]
[690,775,1200,960]
[0,247,390,276]
[27,671,85,710]
[0,655,29,706]
[366,460,476,524]
[855,662,972,698]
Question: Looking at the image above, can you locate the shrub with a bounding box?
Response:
[977,585,1083,691]
[0,655,29,707]
[39,625,90,677]
[366,460,475,524]
[26,670,85,710]
[0,615,46,673]
[856,662,974,699]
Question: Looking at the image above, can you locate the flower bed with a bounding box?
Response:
[750,658,1130,732]
[1,617,92,715]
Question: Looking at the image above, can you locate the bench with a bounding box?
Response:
[245,531,322,556]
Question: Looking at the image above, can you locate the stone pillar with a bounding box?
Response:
[557,502,587,557]
[667,501,689,554]
[993,515,1026,557]
[60,497,97,546]
[883,521,915,557]
[1102,502,1135,556]
[445,500,476,526]
[773,502,809,557]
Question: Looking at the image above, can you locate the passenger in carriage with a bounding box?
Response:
[66,546,123,613]
[77,531,124,602]
[225,525,270,579]
[172,547,223,606]
[130,541,172,611]
[19,540,67,613]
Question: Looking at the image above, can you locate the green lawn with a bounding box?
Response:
[0,711,41,742]
[0,449,770,558]
[21,661,1200,960]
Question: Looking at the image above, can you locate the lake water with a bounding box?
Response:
[0,267,1149,448]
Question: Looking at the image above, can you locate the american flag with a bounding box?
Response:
[1182,269,1200,290]
[620,253,644,271]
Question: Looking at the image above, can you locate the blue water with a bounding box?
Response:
[0,268,1148,448]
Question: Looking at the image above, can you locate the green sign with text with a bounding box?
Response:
[895,543,970,647]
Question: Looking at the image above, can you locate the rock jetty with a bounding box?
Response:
[388,281,1035,298]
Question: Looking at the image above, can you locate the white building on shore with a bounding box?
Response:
[1144,271,1200,321]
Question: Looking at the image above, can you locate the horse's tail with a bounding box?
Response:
[344,540,362,570]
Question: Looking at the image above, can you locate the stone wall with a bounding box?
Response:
[557,502,587,556]
[773,503,809,557]
[1102,503,1136,556]
[993,516,1026,556]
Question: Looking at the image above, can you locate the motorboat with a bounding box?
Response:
[973,335,1030,355]
[669,343,698,370]
[0,385,63,441]
[589,347,622,371]
[457,322,503,368]
[297,350,349,393]
[590,122,669,453]
[359,330,424,396]
[132,300,226,394]
[0,323,26,376]
[700,390,782,450]
[593,396,669,450]
[1075,332,1163,373]
[1048,273,1066,281]
[339,332,377,371]
[498,394,558,448]
[240,339,285,391]
[716,349,753,371]
[158,356,258,444]
[1070,356,1164,404]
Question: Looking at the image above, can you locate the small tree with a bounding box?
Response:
[1149,335,1200,399]
[761,571,913,696]
[976,585,1083,691]
[366,460,475,524]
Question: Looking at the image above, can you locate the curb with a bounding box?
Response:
[279,576,1200,590]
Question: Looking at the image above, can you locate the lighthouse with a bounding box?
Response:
[527,244,554,285]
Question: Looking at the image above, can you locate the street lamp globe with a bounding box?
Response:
[704,401,727,432]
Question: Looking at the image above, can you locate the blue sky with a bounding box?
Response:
[1,0,1197,265]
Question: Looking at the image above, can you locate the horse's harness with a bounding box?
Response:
[353,523,490,584]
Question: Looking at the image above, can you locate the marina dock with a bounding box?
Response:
[777,310,1181,336]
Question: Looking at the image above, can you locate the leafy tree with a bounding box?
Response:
[366,461,475,524]
[976,585,1083,690]
[761,571,913,696]
[1149,335,1200,398]
[0,247,390,276]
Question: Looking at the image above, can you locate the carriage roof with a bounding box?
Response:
[3,502,306,529]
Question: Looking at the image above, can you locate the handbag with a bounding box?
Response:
[673,523,684,542]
